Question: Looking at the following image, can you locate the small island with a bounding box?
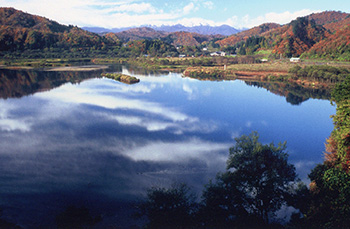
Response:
[101,73,140,84]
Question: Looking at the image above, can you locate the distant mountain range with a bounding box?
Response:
[154,24,242,36]
[110,27,224,46]
[83,24,242,36]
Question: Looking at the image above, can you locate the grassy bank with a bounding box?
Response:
[182,61,350,91]
[0,58,92,68]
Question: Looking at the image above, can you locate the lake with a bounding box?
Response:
[0,65,335,227]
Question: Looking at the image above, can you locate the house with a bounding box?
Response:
[202,47,208,51]
[290,57,300,62]
[210,51,226,57]
[179,54,186,58]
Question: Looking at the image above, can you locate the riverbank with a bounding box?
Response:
[0,58,92,68]
[2,57,350,89]
[46,65,109,72]
[181,61,350,91]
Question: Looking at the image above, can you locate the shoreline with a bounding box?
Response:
[0,64,110,72]
[45,65,109,72]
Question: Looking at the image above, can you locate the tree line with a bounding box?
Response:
[288,65,350,84]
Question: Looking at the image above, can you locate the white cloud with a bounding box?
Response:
[162,8,319,28]
[0,0,180,28]
[0,0,321,29]
[183,2,196,15]
[203,1,214,10]
[223,9,321,29]
[222,16,239,27]
[0,0,91,25]
[172,9,321,28]
[264,9,321,24]
[106,3,157,14]
[122,138,230,163]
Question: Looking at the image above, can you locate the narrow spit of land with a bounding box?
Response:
[101,72,140,84]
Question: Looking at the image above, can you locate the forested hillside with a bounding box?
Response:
[114,27,223,48]
[271,17,329,56]
[216,23,280,47]
[0,7,116,52]
[217,11,350,59]
[304,25,350,60]
[306,11,350,32]
[114,27,168,42]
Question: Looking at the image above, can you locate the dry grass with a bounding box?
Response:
[226,62,291,72]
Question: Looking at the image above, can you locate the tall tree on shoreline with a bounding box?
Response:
[199,132,300,227]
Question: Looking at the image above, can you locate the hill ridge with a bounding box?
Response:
[83,24,241,36]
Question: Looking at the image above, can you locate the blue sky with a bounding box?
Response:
[1,0,349,29]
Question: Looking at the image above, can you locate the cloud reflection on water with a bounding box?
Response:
[36,82,195,123]
[0,74,230,197]
[0,101,32,132]
[0,67,336,227]
[121,138,229,163]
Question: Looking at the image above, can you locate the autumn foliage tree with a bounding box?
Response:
[305,76,350,228]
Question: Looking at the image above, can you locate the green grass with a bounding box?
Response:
[255,49,273,56]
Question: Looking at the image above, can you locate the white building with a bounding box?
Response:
[210,51,226,57]
[290,57,300,62]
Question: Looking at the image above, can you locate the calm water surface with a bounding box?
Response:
[0,65,335,227]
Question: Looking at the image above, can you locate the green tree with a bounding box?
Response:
[200,132,300,227]
[198,172,250,228]
[306,164,350,228]
[138,183,197,228]
[55,206,102,229]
